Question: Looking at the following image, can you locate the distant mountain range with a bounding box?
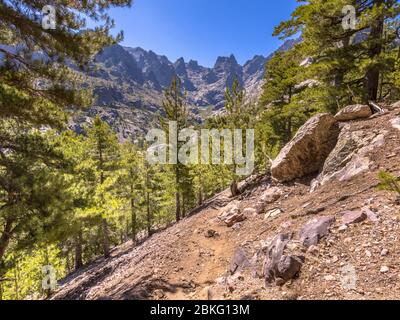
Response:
[71,38,301,141]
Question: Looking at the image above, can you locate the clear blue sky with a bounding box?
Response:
[107,0,299,67]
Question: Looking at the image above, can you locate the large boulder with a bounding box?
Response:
[313,126,387,187]
[271,114,340,182]
[335,104,372,122]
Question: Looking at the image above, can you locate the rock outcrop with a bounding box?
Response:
[271,114,340,182]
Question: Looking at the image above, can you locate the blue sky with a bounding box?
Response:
[107,0,299,67]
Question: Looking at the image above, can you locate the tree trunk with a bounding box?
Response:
[230,180,240,197]
[181,192,186,218]
[175,165,181,222]
[74,229,83,271]
[146,192,152,237]
[364,0,384,102]
[102,219,110,258]
[175,192,181,222]
[131,197,137,243]
[198,188,204,206]
[0,218,13,263]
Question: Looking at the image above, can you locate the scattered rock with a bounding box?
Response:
[219,202,246,227]
[232,222,243,231]
[271,113,340,182]
[263,234,304,286]
[242,207,257,216]
[229,248,251,275]
[205,229,218,238]
[259,187,283,204]
[264,208,283,220]
[362,208,380,223]
[331,256,339,263]
[324,275,336,281]
[338,225,348,232]
[153,289,165,299]
[391,117,400,131]
[380,266,389,273]
[299,216,335,247]
[380,249,389,257]
[335,104,372,122]
[341,210,367,225]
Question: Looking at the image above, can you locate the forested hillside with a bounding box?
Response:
[0,0,399,300]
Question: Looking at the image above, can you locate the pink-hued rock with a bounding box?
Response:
[299,216,335,247]
[341,210,367,225]
[362,208,380,223]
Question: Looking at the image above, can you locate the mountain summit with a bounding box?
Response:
[74,39,300,141]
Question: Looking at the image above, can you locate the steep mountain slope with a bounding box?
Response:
[53,103,400,300]
[70,39,300,141]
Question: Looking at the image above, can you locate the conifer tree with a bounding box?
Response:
[274,0,399,105]
[161,76,190,221]
[0,0,131,275]
[86,117,120,258]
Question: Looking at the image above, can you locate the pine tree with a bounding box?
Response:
[86,117,120,258]
[274,0,399,105]
[161,76,191,221]
[0,0,131,277]
[118,142,144,243]
[223,78,254,196]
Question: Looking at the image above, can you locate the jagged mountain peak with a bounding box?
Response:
[214,54,239,69]
[174,57,187,76]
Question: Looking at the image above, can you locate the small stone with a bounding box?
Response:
[242,208,257,216]
[380,266,389,273]
[363,208,380,223]
[154,289,165,299]
[381,249,389,256]
[338,225,348,232]
[264,208,283,220]
[205,229,217,238]
[324,275,336,281]
[341,210,367,225]
[365,250,372,258]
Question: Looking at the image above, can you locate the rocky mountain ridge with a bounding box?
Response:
[70,38,301,141]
